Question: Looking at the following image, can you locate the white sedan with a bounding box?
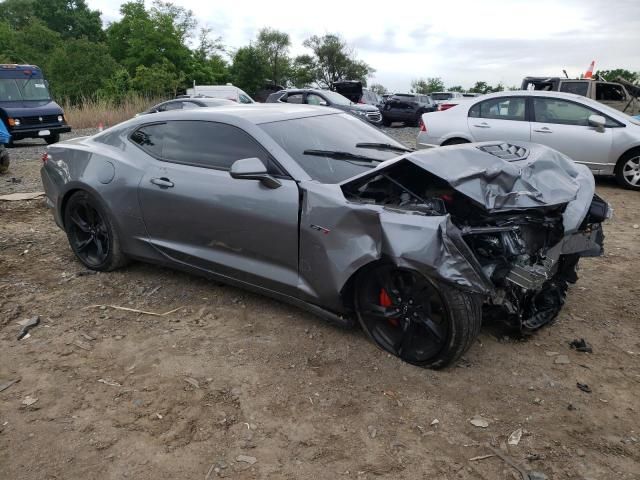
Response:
[417,90,640,189]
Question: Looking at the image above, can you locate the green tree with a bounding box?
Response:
[230,45,269,96]
[448,85,464,92]
[289,54,316,88]
[0,0,35,29]
[595,69,638,83]
[189,27,228,85]
[1,19,62,68]
[410,77,445,94]
[33,0,104,41]
[256,27,290,87]
[47,38,118,101]
[131,60,184,96]
[302,34,374,87]
[369,83,388,95]
[469,81,492,94]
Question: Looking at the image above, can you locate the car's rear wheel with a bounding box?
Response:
[615,149,640,190]
[0,147,9,174]
[355,265,481,369]
[64,191,128,271]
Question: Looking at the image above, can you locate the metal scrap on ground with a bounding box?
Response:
[84,304,184,317]
[0,192,44,201]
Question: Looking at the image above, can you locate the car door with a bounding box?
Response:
[467,96,530,142]
[529,97,613,170]
[134,120,301,295]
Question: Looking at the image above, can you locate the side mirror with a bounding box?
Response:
[318,100,328,106]
[588,114,606,130]
[229,157,281,189]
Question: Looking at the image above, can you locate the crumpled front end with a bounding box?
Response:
[301,142,608,332]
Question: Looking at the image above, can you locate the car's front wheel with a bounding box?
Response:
[64,191,128,271]
[45,133,61,145]
[355,265,481,369]
[615,149,640,190]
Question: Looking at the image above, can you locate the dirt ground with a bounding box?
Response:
[1,131,639,480]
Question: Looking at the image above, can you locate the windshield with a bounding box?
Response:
[431,93,453,100]
[319,90,352,106]
[0,78,51,101]
[261,113,405,183]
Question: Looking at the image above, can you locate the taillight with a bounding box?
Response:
[419,118,426,132]
[42,152,49,163]
[440,103,456,111]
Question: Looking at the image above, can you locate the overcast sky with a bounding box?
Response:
[87,0,640,92]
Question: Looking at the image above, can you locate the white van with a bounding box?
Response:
[185,85,255,104]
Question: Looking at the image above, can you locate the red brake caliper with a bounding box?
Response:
[379,289,399,327]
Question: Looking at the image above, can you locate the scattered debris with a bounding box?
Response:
[545,351,560,356]
[72,340,92,351]
[155,413,163,419]
[430,419,440,426]
[84,304,183,317]
[184,377,200,389]
[0,191,44,201]
[469,454,494,461]
[17,316,40,340]
[22,395,38,406]
[0,378,21,393]
[577,382,592,393]
[470,416,490,428]
[554,355,570,365]
[528,472,548,480]
[567,403,576,411]
[367,425,377,438]
[487,445,532,480]
[569,338,593,353]
[576,448,585,457]
[146,285,162,297]
[633,224,639,229]
[236,455,257,465]
[508,428,523,446]
[80,333,96,341]
[97,378,121,387]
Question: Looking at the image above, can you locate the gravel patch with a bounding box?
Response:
[380,125,419,149]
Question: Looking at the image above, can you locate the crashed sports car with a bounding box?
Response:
[41,105,608,368]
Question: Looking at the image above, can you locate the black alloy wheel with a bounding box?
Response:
[356,266,450,365]
[64,191,127,271]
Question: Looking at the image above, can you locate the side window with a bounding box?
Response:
[130,123,165,157]
[559,82,589,96]
[596,83,626,101]
[238,94,253,104]
[283,93,304,104]
[160,102,184,111]
[181,101,200,110]
[468,97,525,121]
[533,98,590,126]
[161,121,282,174]
[306,93,326,105]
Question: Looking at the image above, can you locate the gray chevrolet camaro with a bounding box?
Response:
[41,104,608,368]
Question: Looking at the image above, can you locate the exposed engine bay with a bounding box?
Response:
[342,155,608,333]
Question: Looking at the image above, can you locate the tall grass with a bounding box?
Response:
[60,94,165,130]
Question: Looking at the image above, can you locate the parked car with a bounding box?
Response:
[266,88,382,125]
[41,104,606,368]
[360,88,382,107]
[430,91,464,106]
[381,93,437,126]
[138,98,235,115]
[329,81,383,108]
[521,76,639,116]
[417,90,640,189]
[1,64,71,145]
[186,84,255,104]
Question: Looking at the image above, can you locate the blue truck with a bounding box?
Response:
[0,64,71,146]
[0,116,9,173]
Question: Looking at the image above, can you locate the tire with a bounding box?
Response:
[0,147,9,174]
[355,265,482,369]
[63,191,128,271]
[442,138,470,146]
[382,117,392,127]
[45,133,61,145]
[614,149,640,190]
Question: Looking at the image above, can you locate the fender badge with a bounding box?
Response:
[310,224,331,235]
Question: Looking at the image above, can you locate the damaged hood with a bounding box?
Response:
[351,142,595,233]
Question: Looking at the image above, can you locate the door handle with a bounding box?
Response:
[150,177,174,188]
[533,127,553,133]
[473,122,490,128]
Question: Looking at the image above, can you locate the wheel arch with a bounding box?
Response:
[339,258,392,312]
[615,145,640,173]
[441,137,471,146]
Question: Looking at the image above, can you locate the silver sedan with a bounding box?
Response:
[417,90,640,189]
